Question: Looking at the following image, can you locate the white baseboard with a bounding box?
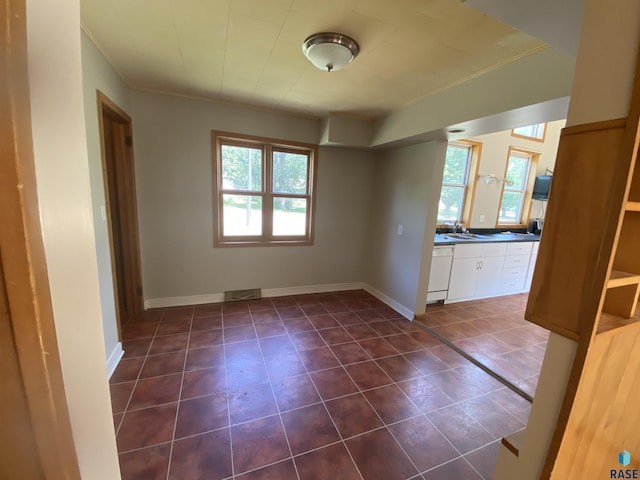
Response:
[106,342,124,379]
[363,285,414,320]
[444,289,528,305]
[143,282,416,321]
[144,282,367,309]
[145,292,225,309]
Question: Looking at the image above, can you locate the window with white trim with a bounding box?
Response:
[512,123,546,142]
[437,143,473,223]
[498,150,536,225]
[213,131,317,246]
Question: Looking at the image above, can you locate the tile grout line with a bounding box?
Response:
[114,318,161,440]
[250,306,302,480]
[299,341,366,480]
[164,307,194,480]
[339,357,424,478]
[117,293,523,478]
[416,321,534,403]
[219,307,238,479]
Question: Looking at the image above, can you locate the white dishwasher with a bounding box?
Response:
[427,246,454,302]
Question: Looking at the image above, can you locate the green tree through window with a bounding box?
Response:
[213,132,317,246]
[498,152,532,224]
[438,144,472,223]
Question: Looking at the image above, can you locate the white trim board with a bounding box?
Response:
[145,282,366,309]
[363,285,414,320]
[144,282,414,320]
[106,342,124,379]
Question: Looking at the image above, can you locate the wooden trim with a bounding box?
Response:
[562,117,627,136]
[461,139,482,225]
[436,140,481,226]
[511,122,547,143]
[0,0,80,475]
[496,147,540,227]
[97,91,144,332]
[212,131,318,247]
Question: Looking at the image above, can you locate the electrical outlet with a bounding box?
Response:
[397,225,403,235]
[479,214,486,223]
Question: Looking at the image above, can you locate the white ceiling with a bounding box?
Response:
[81,0,548,119]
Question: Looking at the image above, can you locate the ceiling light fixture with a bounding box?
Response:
[302,32,359,72]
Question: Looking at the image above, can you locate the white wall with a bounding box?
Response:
[26,0,121,478]
[81,31,132,368]
[493,0,640,478]
[468,119,565,227]
[372,47,574,147]
[366,141,448,315]
[131,91,375,302]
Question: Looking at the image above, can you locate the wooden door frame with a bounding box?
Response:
[0,0,81,476]
[97,91,144,336]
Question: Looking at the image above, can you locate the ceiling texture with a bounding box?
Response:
[81,0,548,120]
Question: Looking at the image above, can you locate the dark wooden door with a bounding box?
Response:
[98,94,144,333]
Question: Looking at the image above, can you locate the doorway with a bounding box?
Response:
[97,92,143,335]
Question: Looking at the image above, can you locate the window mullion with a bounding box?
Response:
[264,144,273,241]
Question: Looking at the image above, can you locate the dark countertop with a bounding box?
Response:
[434,232,540,245]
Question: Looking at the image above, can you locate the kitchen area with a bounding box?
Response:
[418,121,565,401]
[421,229,547,399]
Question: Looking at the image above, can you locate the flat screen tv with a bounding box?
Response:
[532,175,552,200]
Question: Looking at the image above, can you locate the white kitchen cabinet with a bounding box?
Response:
[448,258,480,300]
[446,240,539,303]
[501,242,533,293]
[447,243,507,301]
[476,256,506,296]
[525,242,540,291]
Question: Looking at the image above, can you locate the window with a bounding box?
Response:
[213,131,317,246]
[497,148,539,225]
[437,141,480,224]
[511,123,547,142]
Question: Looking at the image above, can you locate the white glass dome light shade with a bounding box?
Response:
[302,33,360,72]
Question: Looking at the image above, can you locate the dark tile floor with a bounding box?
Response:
[416,294,549,398]
[111,290,531,480]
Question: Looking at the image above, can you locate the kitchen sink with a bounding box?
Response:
[445,233,490,240]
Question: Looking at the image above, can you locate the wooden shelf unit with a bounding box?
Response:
[515,44,640,479]
[600,210,640,330]
[597,309,640,335]
[608,270,640,287]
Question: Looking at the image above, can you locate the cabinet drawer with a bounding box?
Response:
[481,243,507,257]
[504,254,530,268]
[500,277,527,292]
[502,266,528,279]
[506,242,533,256]
[453,243,483,259]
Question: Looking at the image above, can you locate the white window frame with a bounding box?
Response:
[511,123,547,142]
[437,142,474,224]
[497,149,538,226]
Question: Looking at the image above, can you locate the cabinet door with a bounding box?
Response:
[525,253,538,291]
[448,258,479,300]
[476,256,506,296]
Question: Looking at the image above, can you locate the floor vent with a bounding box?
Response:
[224,288,262,302]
